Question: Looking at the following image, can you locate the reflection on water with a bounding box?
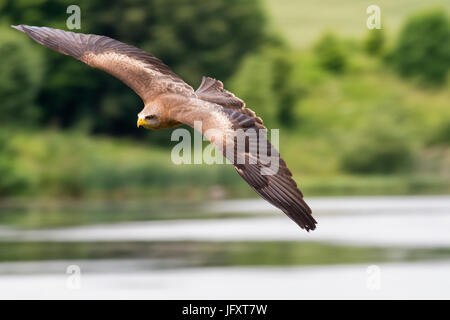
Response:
[0,195,449,299]
[0,200,249,229]
[1,241,450,267]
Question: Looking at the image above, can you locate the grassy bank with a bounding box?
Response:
[0,129,448,200]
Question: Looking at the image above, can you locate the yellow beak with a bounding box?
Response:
[137,118,146,128]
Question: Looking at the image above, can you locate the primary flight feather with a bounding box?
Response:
[12,25,317,231]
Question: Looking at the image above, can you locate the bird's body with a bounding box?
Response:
[12,25,317,231]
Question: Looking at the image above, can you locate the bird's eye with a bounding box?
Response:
[145,115,156,120]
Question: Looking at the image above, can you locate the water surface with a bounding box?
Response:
[0,195,449,299]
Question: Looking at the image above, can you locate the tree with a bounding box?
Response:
[314,33,347,73]
[364,29,385,55]
[0,27,43,125]
[389,9,450,85]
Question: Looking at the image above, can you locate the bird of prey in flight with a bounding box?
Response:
[12,25,317,231]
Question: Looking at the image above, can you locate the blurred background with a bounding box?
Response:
[0,0,449,299]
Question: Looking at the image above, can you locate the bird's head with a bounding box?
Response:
[137,105,161,130]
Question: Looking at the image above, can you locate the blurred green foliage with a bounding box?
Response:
[0,27,44,125]
[230,48,305,128]
[1,0,272,137]
[364,29,385,55]
[0,129,250,198]
[429,121,450,145]
[314,33,348,73]
[389,9,450,85]
[340,115,415,174]
[0,134,27,195]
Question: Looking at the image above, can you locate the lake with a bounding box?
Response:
[0,195,449,299]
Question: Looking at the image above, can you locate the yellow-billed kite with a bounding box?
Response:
[13,25,317,231]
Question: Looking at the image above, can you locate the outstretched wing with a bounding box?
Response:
[11,25,194,103]
[175,99,317,231]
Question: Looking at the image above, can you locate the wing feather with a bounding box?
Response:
[196,77,245,109]
[11,25,194,103]
[176,100,317,231]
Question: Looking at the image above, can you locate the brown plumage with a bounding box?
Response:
[12,25,317,231]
